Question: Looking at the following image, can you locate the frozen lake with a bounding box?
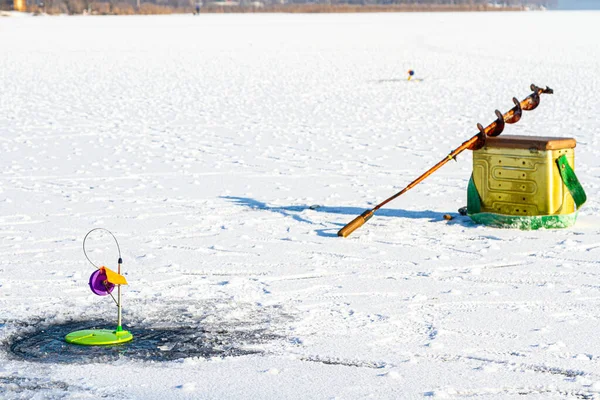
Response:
[1,11,600,399]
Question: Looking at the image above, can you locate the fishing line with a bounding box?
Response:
[83,227,122,270]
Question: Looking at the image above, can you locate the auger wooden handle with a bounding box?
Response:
[337,210,374,237]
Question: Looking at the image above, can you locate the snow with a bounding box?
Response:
[1,10,600,399]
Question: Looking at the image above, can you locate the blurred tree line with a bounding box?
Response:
[2,0,556,14]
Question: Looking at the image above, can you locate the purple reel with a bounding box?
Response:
[89,269,115,296]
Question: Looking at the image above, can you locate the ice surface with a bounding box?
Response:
[1,11,600,399]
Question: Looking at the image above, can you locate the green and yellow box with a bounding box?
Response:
[467,135,586,229]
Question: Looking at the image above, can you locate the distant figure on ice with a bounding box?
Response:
[195,1,202,14]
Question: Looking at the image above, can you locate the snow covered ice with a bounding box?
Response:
[1,10,600,399]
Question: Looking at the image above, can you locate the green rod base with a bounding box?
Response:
[65,329,133,346]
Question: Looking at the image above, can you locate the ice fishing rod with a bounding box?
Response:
[337,84,554,238]
[65,228,133,346]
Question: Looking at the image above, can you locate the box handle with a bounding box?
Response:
[556,155,587,209]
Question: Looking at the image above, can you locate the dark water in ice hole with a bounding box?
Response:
[6,320,280,364]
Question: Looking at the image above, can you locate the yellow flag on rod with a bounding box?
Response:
[101,266,128,285]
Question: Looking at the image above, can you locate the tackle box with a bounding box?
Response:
[467,135,585,229]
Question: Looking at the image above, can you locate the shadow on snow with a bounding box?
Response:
[222,196,474,237]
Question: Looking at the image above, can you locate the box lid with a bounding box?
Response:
[483,135,576,151]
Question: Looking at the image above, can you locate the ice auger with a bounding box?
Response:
[337,84,554,238]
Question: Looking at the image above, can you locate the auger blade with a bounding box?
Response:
[523,90,541,111]
[531,84,553,95]
[468,123,487,151]
[505,97,522,124]
[486,110,505,137]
